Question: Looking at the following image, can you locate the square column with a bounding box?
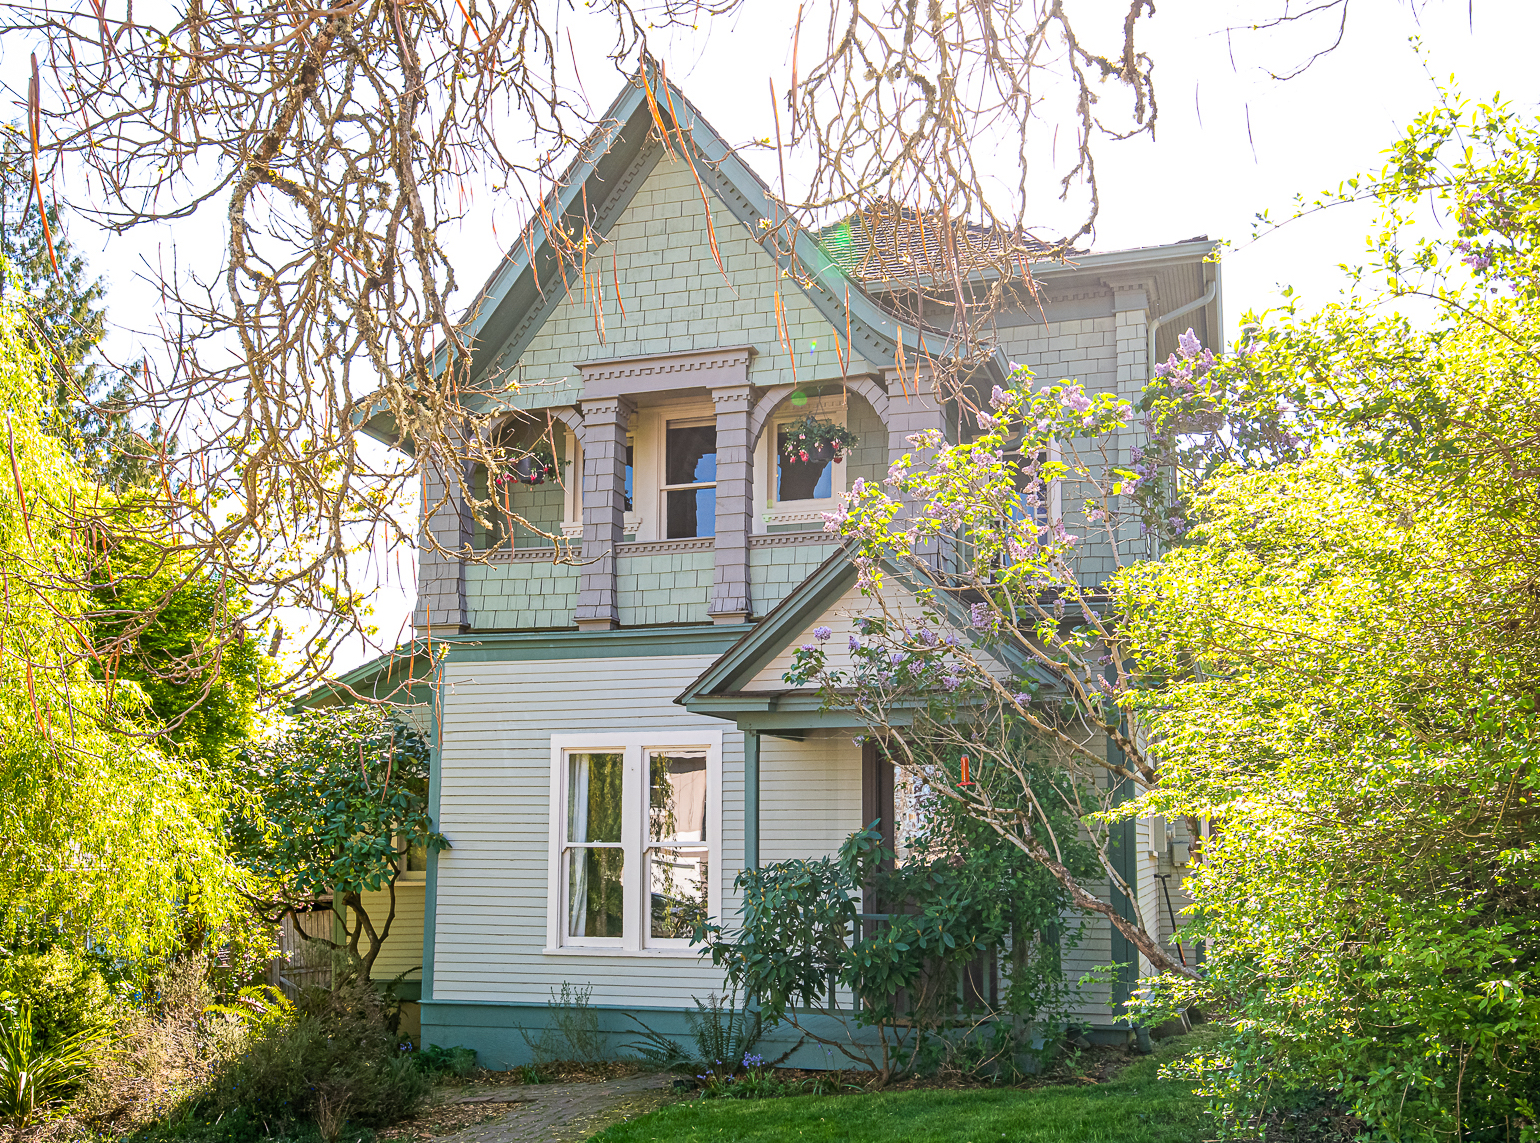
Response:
[412,442,473,635]
[575,395,634,631]
[708,383,755,624]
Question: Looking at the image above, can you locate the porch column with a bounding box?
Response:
[709,383,755,624]
[743,729,760,870]
[412,439,473,635]
[575,394,633,631]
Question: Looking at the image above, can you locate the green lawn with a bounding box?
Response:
[586,1048,1211,1143]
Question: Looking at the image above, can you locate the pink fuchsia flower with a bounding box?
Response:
[1178,328,1201,359]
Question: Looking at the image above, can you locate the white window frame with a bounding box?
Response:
[657,415,719,540]
[759,395,849,529]
[546,730,722,956]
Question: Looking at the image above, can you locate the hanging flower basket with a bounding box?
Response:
[780,415,858,465]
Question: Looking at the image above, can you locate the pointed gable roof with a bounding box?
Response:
[677,544,1059,732]
[377,68,1009,427]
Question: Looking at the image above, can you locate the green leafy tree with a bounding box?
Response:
[88,526,266,771]
[1111,94,1540,1141]
[0,289,239,957]
[232,707,447,983]
[1,129,162,488]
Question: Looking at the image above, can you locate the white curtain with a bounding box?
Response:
[566,755,589,937]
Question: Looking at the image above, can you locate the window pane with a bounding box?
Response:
[567,752,623,844]
[776,427,834,502]
[649,847,709,939]
[665,424,717,485]
[648,750,708,843]
[567,847,625,938]
[624,444,634,513]
[666,488,715,538]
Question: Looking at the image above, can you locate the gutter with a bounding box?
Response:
[1146,271,1219,381]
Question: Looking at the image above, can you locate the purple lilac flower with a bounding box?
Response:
[1178,327,1201,358]
[969,602,993,629]
[976,411,996,430]
[849,635,863,652]
[1060,387,1093,415]
[941,675,962,691]
[813,626,832,641]
[890,651,907,666]
[801,644,815,653]
[989,384,1008,409]
[916,628,938,647]
[1012,692,1031,704]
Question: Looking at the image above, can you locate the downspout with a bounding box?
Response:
[743,729,760,870]
[1146,274,1220,380]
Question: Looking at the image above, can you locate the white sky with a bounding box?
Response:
[17,0,1539,674]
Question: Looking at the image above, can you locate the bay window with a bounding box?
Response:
[548,732,721,953]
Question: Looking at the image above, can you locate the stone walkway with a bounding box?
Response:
[435,1075,676,1143]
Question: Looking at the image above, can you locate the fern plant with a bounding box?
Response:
[625,988,774,1077]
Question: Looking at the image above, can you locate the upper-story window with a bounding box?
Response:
[662,421,716,538]
[474,419,567,551]
[761,398,848,529]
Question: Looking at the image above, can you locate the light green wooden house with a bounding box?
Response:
[346,70,1220,1067]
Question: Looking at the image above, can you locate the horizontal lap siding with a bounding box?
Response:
[432,654,742,1008]
[358,883,426,981]
[759,731,863,866]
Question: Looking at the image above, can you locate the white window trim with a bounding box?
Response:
[546,730,723,957]
[759,398,849,528]
[657,415,719,540]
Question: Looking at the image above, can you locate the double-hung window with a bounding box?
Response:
[549,732,721,953]
[662,421,717,538]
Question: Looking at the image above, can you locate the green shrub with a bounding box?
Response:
[76,957,246,1131]
[203,983,431,1132]
[410,1044,477,1078]
[0,1001,105,1129]
[0,947,115,1054]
